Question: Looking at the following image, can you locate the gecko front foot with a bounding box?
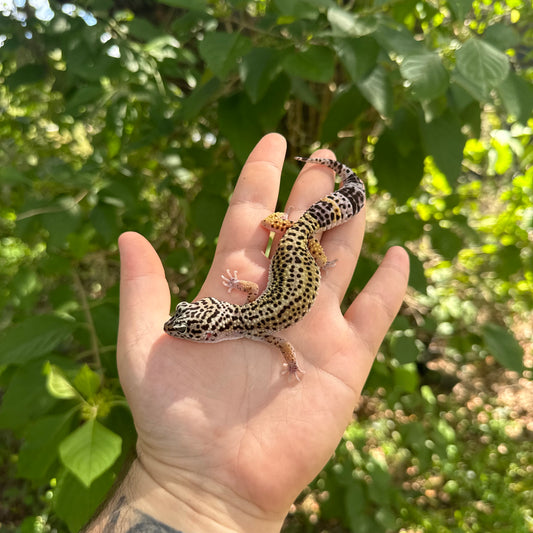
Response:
[221,269,259,302]
[221,269,240,293]
[323,259,337,270]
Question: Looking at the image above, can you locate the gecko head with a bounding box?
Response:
[163,298,229,342]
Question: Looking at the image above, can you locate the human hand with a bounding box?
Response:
[91,133,409,532]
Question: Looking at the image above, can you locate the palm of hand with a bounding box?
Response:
[116,134,409,520]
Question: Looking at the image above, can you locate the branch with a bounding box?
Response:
[72,271,102,372]
[16,190,88,221]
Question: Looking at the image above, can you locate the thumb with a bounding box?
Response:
[117,232,171,354]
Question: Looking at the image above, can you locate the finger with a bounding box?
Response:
[286,153,366,303]
[345,246,410,369]
[320,204,366,304]
[284,148,336,222]
[117,231,170,354]
[269,148,337,256]
[216,133,287,256]
[201,133,287,298]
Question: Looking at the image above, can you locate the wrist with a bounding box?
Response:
[84,456,284,533]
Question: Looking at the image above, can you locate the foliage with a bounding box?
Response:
[0,0,531,531]
[287,382,533,532]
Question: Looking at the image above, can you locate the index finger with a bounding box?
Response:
[200,133,287,297]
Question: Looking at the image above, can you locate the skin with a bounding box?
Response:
[84,133,410,533]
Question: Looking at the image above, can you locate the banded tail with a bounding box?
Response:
[295,156,365,231]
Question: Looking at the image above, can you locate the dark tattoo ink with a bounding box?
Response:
[120,509,184,533]
[85,495,184,533]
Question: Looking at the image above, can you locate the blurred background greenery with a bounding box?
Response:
[0,0,531,531]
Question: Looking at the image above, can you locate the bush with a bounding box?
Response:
[0,0,531,531]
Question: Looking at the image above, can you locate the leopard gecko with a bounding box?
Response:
[163,157,366,380]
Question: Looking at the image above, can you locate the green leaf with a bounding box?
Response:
[282,45,335,83]
[179,77,221,121]
[455,37,510,99]
[90,202,120,246]
[350,255,379,293]
[481,323,524,373]
[327,7,378,37]
[290,77,319,107]
[320,85,367,142]
[345,481,366,530]
[128,16,164,42]
[0,166,32,184]
[0,315,75,366]
[399,52,449,101]
[59,419,122,487]
[367,457,392,501]
[373,128,424,202]
[240,48,282,103]
[91,302,120,348]
[66,86,104,113]
[88,0,114,11]
[356,65,393,117]
[6,64,47,90]
[67,230,94,260]
[54,469,116,533]
[191,191,228,242]
[407,251,428,294]
[495,245,522,278]
[273,0,332,18]
[18,413,74,482]
[483,23,520,51]
[198,32,251,79]
[46,363,79,400]
[421,111,466,184]
[157,0,207,9]
[335,36,379,82]
[254,74,290,131]
[374,24,422,57]
[391,335,419,364]
[218,93,263,163]
[41,201,82,249]
[385,212,424,244]
[429,225,464,260]
[497,71,533,125]
[73,364,101,400]
[0,361,57,432]
[447,0,472,21]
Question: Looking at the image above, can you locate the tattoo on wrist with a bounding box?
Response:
[85,495,184,533]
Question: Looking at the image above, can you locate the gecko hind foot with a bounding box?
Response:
[281,361,306,382]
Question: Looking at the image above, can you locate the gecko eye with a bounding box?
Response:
[164,318,187,334]
[174,301,190,315]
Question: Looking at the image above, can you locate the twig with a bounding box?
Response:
[17,190,88,220]
[72,271,102,372]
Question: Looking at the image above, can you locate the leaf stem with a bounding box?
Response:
[73,271,102,372]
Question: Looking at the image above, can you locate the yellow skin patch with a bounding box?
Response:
[320,195,343,221]
[164,157,366,381]
[262,214,328,268]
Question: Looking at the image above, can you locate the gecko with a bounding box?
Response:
[163,157,366,380]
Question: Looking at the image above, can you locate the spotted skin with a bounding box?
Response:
[164,157,365,380]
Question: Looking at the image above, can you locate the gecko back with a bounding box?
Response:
[164,156,366,380]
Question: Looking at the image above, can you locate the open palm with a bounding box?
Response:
[116,133,409,529]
